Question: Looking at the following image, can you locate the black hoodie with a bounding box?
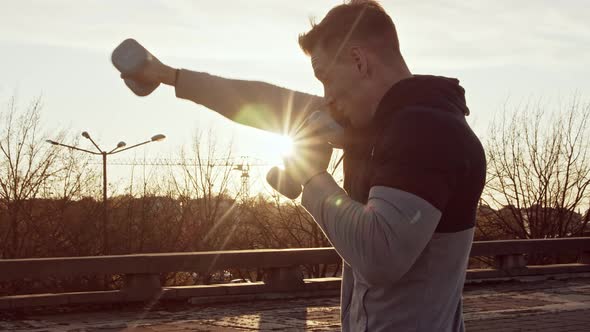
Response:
[342,75,486,233]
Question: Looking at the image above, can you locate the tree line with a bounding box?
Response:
[1,95,589,294]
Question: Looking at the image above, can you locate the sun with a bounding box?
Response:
[259,133,294,166]
[273,135,294,158]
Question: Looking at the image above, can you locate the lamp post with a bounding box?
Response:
[46,132,166,254]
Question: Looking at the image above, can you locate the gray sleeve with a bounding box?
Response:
[301,173,442,285]
[175,69,324,135]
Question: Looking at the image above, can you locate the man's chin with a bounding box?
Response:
[349,117,372,129]
[332,113,352,128]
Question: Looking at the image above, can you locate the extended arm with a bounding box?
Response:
[132,58,324,135]
[174,69,324,135]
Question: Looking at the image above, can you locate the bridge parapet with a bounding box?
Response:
[1,238,589,309]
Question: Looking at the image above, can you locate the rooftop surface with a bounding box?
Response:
[2,276,590,331]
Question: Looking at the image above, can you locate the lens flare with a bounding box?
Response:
[277,135,294,158]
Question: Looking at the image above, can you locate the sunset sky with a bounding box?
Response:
[1,0,589,195]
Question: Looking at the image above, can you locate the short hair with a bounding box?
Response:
[298,0,401,61]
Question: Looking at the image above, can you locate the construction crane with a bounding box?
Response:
[233,157,251,200]
[92,157,269,168]
[89,156,269,200]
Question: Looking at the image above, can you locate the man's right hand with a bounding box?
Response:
[120,54,178,87]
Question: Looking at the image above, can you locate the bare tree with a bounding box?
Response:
[481,97,590,239]
[0,97,63,258]
[0,96,102,259]
[167,130,242,251]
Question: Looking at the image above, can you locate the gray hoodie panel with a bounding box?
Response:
[302,178,473,332]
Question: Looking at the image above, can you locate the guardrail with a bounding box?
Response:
[1,238,589,309]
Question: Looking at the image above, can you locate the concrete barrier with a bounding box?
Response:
[1,238,589,309]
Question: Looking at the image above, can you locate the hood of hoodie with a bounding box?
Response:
[343,75,469,150]
[374,75,470,121]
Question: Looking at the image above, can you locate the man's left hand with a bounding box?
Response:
[283,122,333,185]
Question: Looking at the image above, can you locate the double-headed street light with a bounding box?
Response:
[46,132,166,254]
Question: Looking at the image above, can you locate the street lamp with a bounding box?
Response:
[46,132,166,254]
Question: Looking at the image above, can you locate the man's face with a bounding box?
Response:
[311,46,371,128]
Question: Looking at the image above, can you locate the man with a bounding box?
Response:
[122,1,486,330]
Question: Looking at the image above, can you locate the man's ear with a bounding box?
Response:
[350,47,368,77]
